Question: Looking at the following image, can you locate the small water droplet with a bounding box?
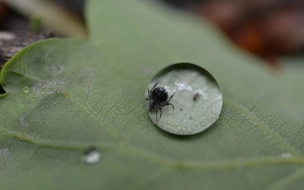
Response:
[145,63,223,135]
[22,86,30,94]
[280,152,292,158]
[82,147,101,164]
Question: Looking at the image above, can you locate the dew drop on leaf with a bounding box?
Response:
[145,63,223,135]
[82,147,101,164]
[22,86,30,94]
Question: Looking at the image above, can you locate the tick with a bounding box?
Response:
[146,82,175,122]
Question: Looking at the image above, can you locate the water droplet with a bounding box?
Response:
[22,86,30,94]
[145,63,223,135]
[280,152,292,158]
[82,147,101,164]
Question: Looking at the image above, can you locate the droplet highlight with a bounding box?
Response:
[145,63,223,135]
[82,147,101,164]
[22,86,30,94]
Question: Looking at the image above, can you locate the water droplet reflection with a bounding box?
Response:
[82,147,101,164]
[22,86,30,94]
[145,63,223,135]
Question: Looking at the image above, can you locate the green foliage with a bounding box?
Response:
[0,0,303,189]
[30,16,42,32]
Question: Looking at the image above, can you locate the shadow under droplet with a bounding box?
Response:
[0,85,6,94]
[84,146,97,155]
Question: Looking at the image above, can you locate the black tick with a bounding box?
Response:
[146,82,175,122]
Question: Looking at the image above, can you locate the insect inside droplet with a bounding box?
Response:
[146,82,175,122]
[145,63,223,135]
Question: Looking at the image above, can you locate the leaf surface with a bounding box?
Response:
[0,0,304,189]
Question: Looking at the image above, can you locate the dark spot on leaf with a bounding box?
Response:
[193,92,199,102]
[84,146,97,155]
[0,85,5,94]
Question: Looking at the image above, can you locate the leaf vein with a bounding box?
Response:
[224,97,300,155]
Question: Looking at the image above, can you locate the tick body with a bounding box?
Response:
[146,82,175,122]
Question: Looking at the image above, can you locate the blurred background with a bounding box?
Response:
[0,0,86,36]
[0,0,304,68]
[161,0,304,68]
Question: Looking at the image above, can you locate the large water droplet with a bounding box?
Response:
[22,86,30,94]
[145,63,223,135]
[82,147,101,164]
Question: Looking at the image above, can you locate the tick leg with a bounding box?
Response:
[147,88,153,99]
[159,106,162,121]
[149,100,153,111]
[164,102,174,110]
[166,91,176,103]
[155,105,158,122]
[150,82,158,92]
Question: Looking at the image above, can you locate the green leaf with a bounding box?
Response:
[1,0,304,189]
